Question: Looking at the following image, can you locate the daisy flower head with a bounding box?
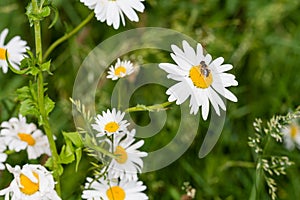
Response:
[107,58,135,80]
[82,174,148,200]
[282,122,300,150]
[0,28,29,73]
[0,114,51,159]
[80,0,145,29]
[92,108,129,137]
[107,129,147,181]
[0,164,60,200]
[159,40,238,120]
[0,137,8,170]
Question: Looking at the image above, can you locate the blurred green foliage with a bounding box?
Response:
[0,0,300,199]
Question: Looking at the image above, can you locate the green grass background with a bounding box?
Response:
[0,0,300,199]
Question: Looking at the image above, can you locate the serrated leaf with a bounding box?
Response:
[19,99,39,117]
[40,60,52,75]
[45,96,55,115]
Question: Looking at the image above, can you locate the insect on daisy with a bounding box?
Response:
[0,164,60,200]
[0,28,29,73]
[282,122,300,150]
[82,174,148,200]
[80,0,145,29]
[0,137,7,170]
[92,108,129,138]
[0,115,51,160]
[107,129,147,181]
[159,40,238,120]
[107,58,135,80]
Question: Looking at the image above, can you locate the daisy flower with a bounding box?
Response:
[159,40,238,120]
[282,122,300,150]
[0,28,29,73]
[107,58,135,80]
[0,137,8,170]
[80,0,145,29]
[107,129,147,181]
[0,115,51,159]
[82,174,148,200]
[0,164,60,200]
[92,108,129,137]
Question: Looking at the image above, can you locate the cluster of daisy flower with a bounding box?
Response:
[0,115,60,199]
[82,108,148,199]
[80,0,145,29]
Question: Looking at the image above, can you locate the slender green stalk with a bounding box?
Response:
[43,12,94,60]
[220,161,255,171]
[125,101,173,113]
[31,0,61,196]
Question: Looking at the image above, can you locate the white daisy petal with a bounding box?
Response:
[107,58,135,80]
[0,29,29,73]
[282,123,300,151]
[82,173,148,200]
[82,0,145,29]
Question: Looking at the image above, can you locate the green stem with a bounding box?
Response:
[220,161,255,171]
[125,101,173,113]
[43,12,94,60]
[31,0,61,196]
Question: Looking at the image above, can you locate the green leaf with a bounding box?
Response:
[75,148,82,172]
[45,158,64,176]
[45,96,55,115]
[40,6,51,18]
[40,60,52,74]
[59,144,75,164]
[16,84,39,118]
[62,131,83,148]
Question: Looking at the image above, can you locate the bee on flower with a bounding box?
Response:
[159,40,238,120]
[0,115,51,160]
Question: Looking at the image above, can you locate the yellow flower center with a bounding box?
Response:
[19,172,39,195]
[114,146,128,164]
[104,122,120,133]
[0,48,7,60]
[290,125,298,139]
[18,133,36,146]
[106,186,126,200]
[115,66,126,77]
[189,61,213,89]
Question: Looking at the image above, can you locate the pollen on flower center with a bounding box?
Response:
[18,133,36,146]
[104,122,120,133]
[290,125,298,139]
[106,186,126,200]
[115,66,127,76]
[114,146,128,164]
[0,48,8,60]
[19,172,39,195]
[189,61,213,89]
